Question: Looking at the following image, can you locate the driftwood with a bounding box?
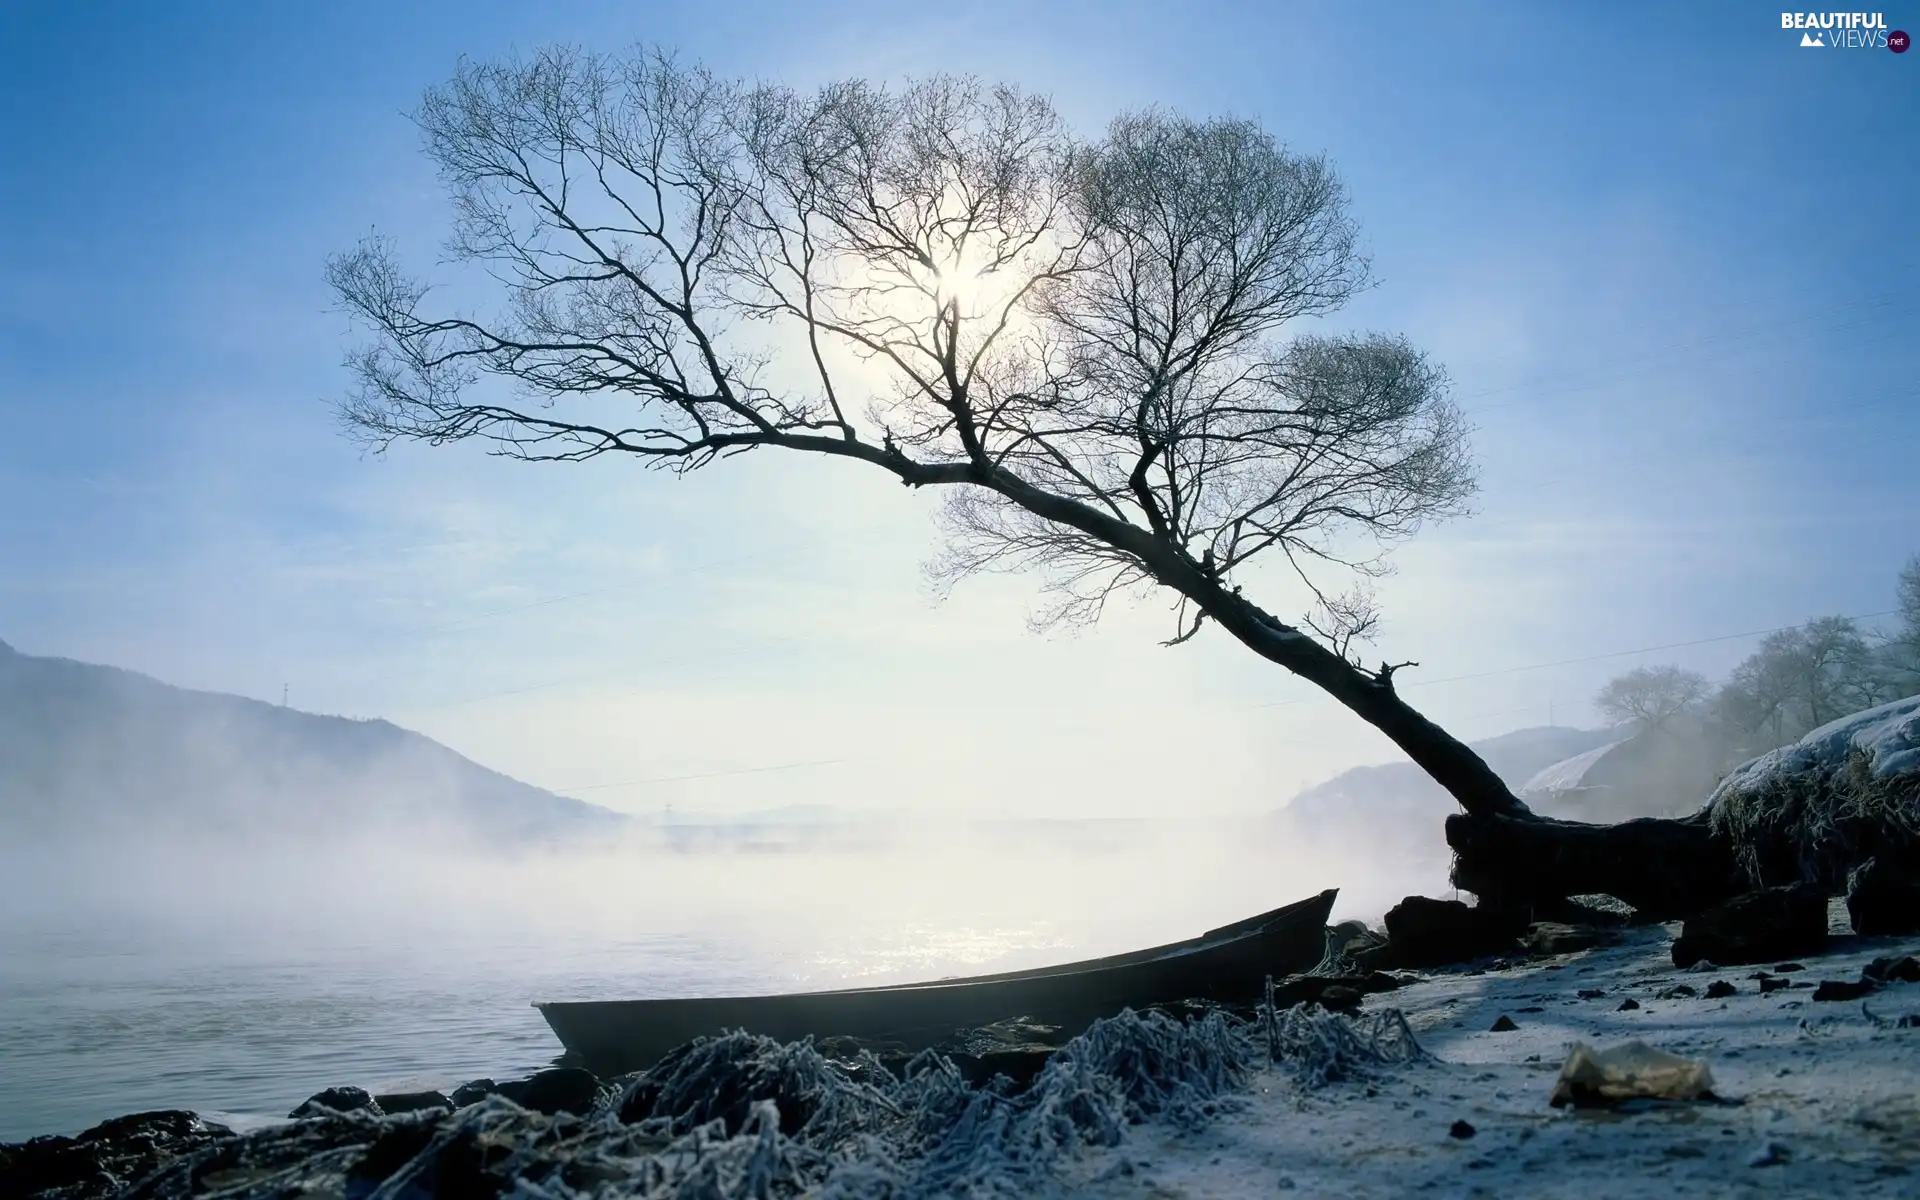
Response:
[1445,809,1745,921]
[1448,697,1920,921]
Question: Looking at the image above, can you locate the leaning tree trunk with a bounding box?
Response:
[1200,586,1748,918]
[990,474,1751,919]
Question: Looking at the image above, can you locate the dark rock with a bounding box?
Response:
[1316,985,1363,1013]
[1525,923,1615,957]
[1617,998,1641,1011]
[934,1018,1066,1089]
[1381,897,1528,968]
[1759,976,1792,994]
[0,1111,232,1200]
[1449,1119,1477,1139]
[949,1047,1056,1088]
[448,1079,500,1108]
[288,1086,382,1119]
[1516,1006,1545,1013]
[1365,971,1418,992]
[1536,894,1643,927]
[1670,884,1828,969]
[618,1034,863,1135]
[1864,955,1920,984]
[1658,985,1698,999]
[502,1067,601,1117]
[1847,858,1920,936]
[1267,972,1408,1012]
[372,1090,453,1115]
[342,1119,444,1196]
[1333,923,1391,966]
[1773,962,1805,973]
[1489,1015,1519,1032]
[1748,1139,1791,1168]
[1577,988,1607,1000]
[1704,980,1737,999]
[1813,979,1880,1002]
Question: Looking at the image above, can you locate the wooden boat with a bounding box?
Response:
[537,888,1337,1074]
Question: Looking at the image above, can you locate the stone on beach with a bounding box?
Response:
[496,1067,602,1116]
[0,1111,232,1199]
[1847,857,1920,935]
[371,1090,452,1115]
[1378,896,1527,968]
[287,1086,381,1119]
[1670,883,1828,969]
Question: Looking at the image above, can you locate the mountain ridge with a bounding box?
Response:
[0,638,626,842]
[1280,724,1621,831]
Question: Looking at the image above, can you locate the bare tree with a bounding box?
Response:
[1899,556,1920,640]
[1882,554,1920,691]
[1715,617,1884,749]
[329,47,1527,829]
[1594,665,1708,733]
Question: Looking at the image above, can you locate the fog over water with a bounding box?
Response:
[0,821,1433,1140]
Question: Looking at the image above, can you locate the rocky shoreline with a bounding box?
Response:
[8,892,1919,1199]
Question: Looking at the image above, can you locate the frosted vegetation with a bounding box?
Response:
[1708,693,1920,890]
[121,1005,1428,1199]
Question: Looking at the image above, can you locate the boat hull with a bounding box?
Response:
[537,888,1337,1074]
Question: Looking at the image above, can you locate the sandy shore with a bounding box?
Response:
[1062,902,1920,1198]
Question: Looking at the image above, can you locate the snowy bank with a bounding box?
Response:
[1060,901,1920,1197]
[1706,694,1920,888]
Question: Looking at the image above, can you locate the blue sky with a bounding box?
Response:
[2,0,1916,817]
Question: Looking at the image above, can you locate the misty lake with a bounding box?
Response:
[0,822,1408,1141]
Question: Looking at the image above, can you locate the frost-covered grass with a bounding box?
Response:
[126,1003,1431,1198]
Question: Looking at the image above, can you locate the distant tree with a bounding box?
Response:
[328,48,1533,816]
[1714,616,1884,750]
[1881,554,1920,692]
[1593,665,1708,733]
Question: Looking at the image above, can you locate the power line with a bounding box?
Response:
[541,608,1905,795]
[402,372,1918,714]
[1439,286,1917,385]
[373,295,1918,714]
[389,546,799,641]
[416,354,1909,642]
[1452,294,1916,414]
[1245,609,1902,710]
[564,757,848,792]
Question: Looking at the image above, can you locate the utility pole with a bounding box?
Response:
[282,683,289,708]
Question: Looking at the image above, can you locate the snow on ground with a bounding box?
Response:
[1061,901,1920,1199]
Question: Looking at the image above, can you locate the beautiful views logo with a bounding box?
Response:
[1781,11,1908,50]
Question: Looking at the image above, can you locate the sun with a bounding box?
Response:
[915,253,985,314]
[913,242,1020,321]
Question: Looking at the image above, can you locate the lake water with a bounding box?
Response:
[0,823,1411,1142]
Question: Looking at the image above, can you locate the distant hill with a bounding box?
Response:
[0,637,626,843]
[1277,725,1620,861]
